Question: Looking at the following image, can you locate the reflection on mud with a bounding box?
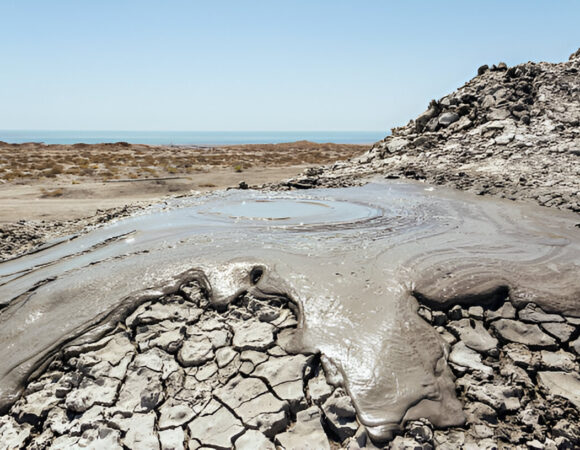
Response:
[0,180,579,440]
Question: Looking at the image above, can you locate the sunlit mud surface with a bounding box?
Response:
[1,180,579,441]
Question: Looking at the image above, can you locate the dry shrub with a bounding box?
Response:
[40,188,64,198]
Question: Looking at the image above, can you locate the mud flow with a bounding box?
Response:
[1,180,579,442]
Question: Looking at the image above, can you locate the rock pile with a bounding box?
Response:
[409,297,580,449]
[280,48,580,213]
[0,281,369,449]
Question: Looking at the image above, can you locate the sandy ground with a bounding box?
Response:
[0,141,367,223]
[0,165,315,222]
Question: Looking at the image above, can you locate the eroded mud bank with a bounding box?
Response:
[0,181,579,445]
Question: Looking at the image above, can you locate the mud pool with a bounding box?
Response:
[0,180,579,441]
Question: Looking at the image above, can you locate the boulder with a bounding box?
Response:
[438,112,460,127]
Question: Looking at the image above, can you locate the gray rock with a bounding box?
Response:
[188,407,244,449]
[438,112,460,126]
[0,416,33,449]
[322,389,358,442]
[485,302,516,321]
[12,386,63,421]
[552,419,580,445]
[537,371,580,409]
[234,430,275,450]
[570,337,580,355]
[434,430,465,450]
[491,319,557,347]
[495,132,515,145]
[448,318,498,354]
[541,322,576,342]
[518,303,565,323]
[386,137,410,153]
[28,428,54,450]
[232,320,275,351]
[178,333,214,366]
[159,427,185,450]
[447,305,465,320]
[390,436,426,449]
[449,341,493,375]
[275,406,330,450]
[499,360,534,388]
[463,401,497,425]
[405,419,434,443]
[417,306,432,323]
[503,343,538,369]
[459,377,521,412]
[468,306,484,320]
[50,435,81,449]
[432,310,447,326]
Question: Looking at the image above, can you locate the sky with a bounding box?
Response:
[1,1,579,132]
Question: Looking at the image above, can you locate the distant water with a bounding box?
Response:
[0,130,385,146]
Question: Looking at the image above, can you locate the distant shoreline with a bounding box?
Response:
[0,130,385,146]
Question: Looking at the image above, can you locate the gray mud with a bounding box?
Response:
[0,181,579,443]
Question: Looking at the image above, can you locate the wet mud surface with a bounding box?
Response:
[0,181,579,447]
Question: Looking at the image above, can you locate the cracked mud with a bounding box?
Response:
[0,182,579,448]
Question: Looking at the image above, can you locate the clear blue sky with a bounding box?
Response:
[1,1,579,132]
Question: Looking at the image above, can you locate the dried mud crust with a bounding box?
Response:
[0,281,367,450]
[1,278,579,449]
[274,51,580,215]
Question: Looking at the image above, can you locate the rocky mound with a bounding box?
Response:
[283,48,580,213]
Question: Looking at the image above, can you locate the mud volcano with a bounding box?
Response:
[1,181,579,445]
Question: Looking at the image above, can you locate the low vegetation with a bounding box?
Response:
[0,141,368,184]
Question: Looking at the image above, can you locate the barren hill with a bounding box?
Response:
[289,48,580,213]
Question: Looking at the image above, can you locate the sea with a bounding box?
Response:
[0,130,385,146]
